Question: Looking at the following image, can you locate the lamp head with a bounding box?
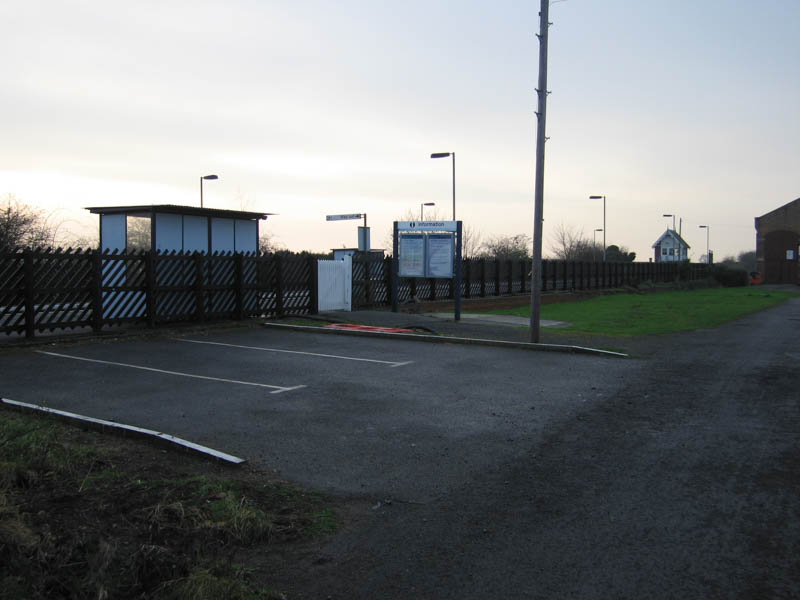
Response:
[430,153,451,159]
[202,174,219,180]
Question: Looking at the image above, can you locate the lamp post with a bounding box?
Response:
[593,228,603,263]
[430,152,456,220]
[699,225,710,264]
[589,195,606,261]
[200,174,218,208]
[420,202,435,220]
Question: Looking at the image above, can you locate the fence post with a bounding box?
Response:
[91,250,103,333]
[23,250,36,339]
[307,254,318,314]
[193,253,206,321]
[480,259,486,297]
[145,251,156,327]
[541,259,548,292]
[494,258,501,296]
[234,253,245,320]
[464,259,472,298]
[384,256,392,307]
[274,254,284,317]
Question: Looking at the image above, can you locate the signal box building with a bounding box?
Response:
[652,229,690,263]
[755,197,800,284]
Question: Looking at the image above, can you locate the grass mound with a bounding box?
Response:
[0,411,335,599]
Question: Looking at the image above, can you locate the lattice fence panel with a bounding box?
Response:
[101,251,147,324]
[280,256,312,314]
[31,249,94,333]
[0,252,26,335]
[154,252,197,322]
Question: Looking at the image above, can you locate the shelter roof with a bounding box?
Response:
[85,204,272,220]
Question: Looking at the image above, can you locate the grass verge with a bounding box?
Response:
[0,410,335,599]
[482,288,800,336]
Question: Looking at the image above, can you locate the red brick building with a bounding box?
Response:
[755,197,800,284]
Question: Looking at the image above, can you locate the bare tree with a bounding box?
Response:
[0,194,58,251]
[549,223,594,261]
[259,230,285,255]
[479,233,531,261]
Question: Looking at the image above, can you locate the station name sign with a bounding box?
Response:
[397,221,457,232]
[326,214,363,221]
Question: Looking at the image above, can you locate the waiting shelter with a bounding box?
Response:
[85,204,272,254]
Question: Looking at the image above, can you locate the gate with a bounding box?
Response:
[317,255,352,311]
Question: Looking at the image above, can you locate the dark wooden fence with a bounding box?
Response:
[1,248,709,339]
[351,255,709,309]
[0,249,318,339]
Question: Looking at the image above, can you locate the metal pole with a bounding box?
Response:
[391,221,399,312]
[455,221,462,321]
[529,0,550,344]
[603,196,606,262]
[200,177,204,208]
[451,152,456,221]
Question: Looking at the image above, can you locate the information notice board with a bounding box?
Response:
[398,233,453,278]
[392,220,462,319]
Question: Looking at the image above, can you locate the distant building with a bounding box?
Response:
[754,197,800,284]
[652,229,690,263]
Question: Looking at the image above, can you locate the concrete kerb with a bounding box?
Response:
[0,397,246,465]
[260,322,629,358]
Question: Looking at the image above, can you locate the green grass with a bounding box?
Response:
[483,288,800,336]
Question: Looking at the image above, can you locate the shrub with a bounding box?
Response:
[708,264,749,287]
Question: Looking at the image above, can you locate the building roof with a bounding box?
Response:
[651,229,691,249]
[85,204,273,221]
[755,197,800,223]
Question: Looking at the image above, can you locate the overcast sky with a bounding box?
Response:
[2,0,798,260]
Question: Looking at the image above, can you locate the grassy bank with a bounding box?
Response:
[484,288,799,336]
[0,410,335,599]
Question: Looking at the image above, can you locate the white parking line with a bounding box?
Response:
[36,351,305,394]
[174,338,415,368]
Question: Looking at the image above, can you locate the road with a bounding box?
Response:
[1,298,798,598]
[292,298,800,599]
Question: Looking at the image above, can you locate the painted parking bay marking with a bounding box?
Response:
[174,338,414,368]
[36,351,305,394]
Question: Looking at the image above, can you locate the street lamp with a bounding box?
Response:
[699,225,710,264]
[593,228,603,263]
[430,152,455,220]
[589,195,606,261]
[200,174,218,208]
[420,202,435,220]
[663,213,676,231]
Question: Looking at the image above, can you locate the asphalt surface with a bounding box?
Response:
[0,325,633,502]
[2,297,799,598]
[302,299,800,599]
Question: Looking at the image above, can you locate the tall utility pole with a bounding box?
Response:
[529,0,550,343]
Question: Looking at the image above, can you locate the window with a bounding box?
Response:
[669,248,674,256]
[662,248,667,255]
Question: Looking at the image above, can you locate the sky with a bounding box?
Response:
[2,0,799,261]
